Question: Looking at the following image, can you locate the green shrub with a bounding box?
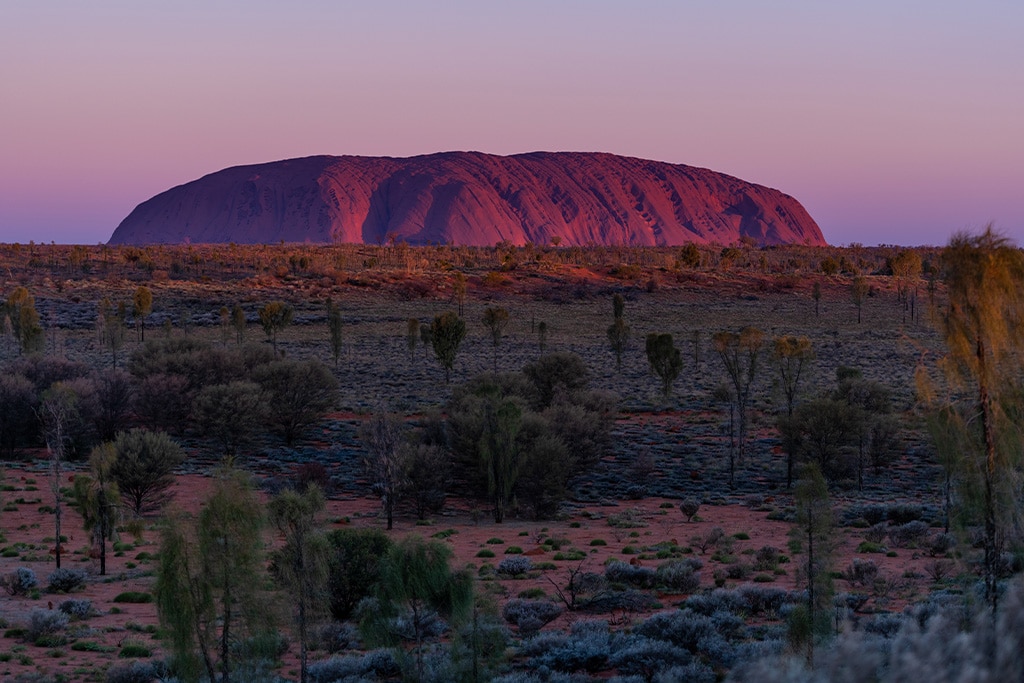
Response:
[118,641,152,658]
[113,592,152,604]
[476,549,496,558]
[857,541,885,554]
[71,640,115,652]
[486,537,505,544]
[590,539,607,546]
[504,546,523,554]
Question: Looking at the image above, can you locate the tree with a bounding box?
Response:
[132,286,153,342]
[713,327,764,463]
[778,397,859,483]
[481,306,510,373]
[419,323,432,360]
[889,249,923,307]
[39,385,78,569]
[645,333,683,398]
[452,272,467,316]
[92,369,134,442]
[258,300,293,354]
[479,398,522,523]
[253,359,338,445]
[111,428,185,517]
[360,412,408,530]
[231,304,247,345]
[72,442,119,575]
[98,297,126,368]
[834,372,894,489]
[193,382,265,463]
[156,469,272,683]
[362,537,473,683]
[326,528,393,620]
[406,317,420,362]
[430,311,466,384]
[790,463,834,663]
[0,373,36,455]
[850,276,869,324]
[6,287,44,354]
[773,335,814,487]
[607,295,630,371]
[269,486,329,683]
[328,299,343,367]
[812,282,821,317]
[537,321,548,355]
[930,227,1024,612]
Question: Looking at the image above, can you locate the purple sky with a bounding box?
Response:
[2,1,1022,246]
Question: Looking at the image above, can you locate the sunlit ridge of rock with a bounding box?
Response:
[109,151,826,247]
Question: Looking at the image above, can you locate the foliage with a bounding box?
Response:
[924,226,1024,612]
[0,373,36,454]
[156,468,273,683]
[361,536,473,682]
[193,381,265,461]
[360,412,409,530]
[258,300,293,354]
[253,359,338,445]
[26,608,69,641]
[47,567,86,593]
[502,599,563,635]
[2,567,38,595]
[110,428,184,516]
[57,598,93,619]
[447,355,614,520]
[645,332,683,398]
[713,326,764,466]
[482,306,510,373]
[269,485,330,683]
[791,463,835,657]
[325,527,393,621]
[430,311,467,383]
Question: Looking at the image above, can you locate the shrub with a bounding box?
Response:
[655,560,701,593]
[105,662,161,683]
[683,589,749,616]
[887,504,924,524]
[864,522,889,543]
[754,546,782,571]
[47,568,86,593]
[112,591,152,603]
[841,559,879,586]
[57,599,92,619]
[607,509,647,528]
[308,648,400,682]
[310,622,359,655]
[118,641,152,658]
[888,520,930,548]
[680,498,701,522]
[929,532,956,557]
[502,599,563,634]
[476,549,496,558]
[497,556,534,577]
[608,637,693,679]
[528,619,611,673]
[26,608,69,641]
[737,585,791,617]
[691,527,726,554]
[2,567,38,595]
[605,561,656,588]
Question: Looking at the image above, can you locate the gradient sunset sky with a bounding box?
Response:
[2,1,1021,246]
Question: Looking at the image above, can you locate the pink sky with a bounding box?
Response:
[1,1,1021,246]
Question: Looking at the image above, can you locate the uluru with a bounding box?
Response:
[108,151,826,247]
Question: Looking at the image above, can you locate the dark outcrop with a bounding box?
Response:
[109,152,825,246]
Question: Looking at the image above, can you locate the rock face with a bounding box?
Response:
[109,152,825,246]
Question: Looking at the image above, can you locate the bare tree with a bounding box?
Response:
[360,412,409,530]
[713,327,764,463]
